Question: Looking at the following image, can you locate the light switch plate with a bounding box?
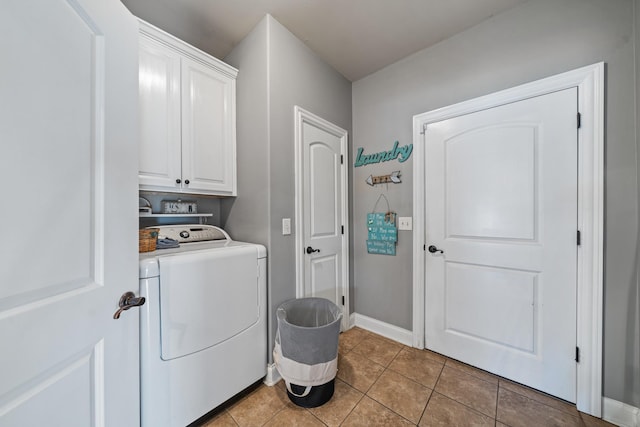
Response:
[398,216,412,231]
[282,218,291,235]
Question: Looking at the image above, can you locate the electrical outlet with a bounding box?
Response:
[398,216,412,231]
[282,218,291,235]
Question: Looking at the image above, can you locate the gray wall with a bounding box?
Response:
[267,15,353,338]
[224,15,352,362]
[352,0,639,407]
[221,18,270,246]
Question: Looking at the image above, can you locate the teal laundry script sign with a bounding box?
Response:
[354,141,413,167]
[367,212,397,255]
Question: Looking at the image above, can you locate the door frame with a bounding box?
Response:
[294,106,350,330]
[412,63,604,416]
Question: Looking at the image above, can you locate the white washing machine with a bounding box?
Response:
[139,225,267,427]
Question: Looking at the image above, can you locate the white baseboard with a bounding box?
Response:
[352,313,413,346]
[263,363,281,386]
[603,397,640,427]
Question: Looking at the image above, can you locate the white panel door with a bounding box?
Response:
[302,122,344,307]
[138,35,182,189]
[425,88,578,402]
[181,56,236,194]
[0,0,139,425]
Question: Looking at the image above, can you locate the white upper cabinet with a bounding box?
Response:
[138,20,237,196]
[138,33,182,190]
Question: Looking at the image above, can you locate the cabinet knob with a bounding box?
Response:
[176,178,181,184]
[184,179,190,185]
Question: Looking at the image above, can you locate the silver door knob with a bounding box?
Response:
[113,291,146,319]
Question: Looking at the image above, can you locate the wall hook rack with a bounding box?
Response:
[365,171,401,186]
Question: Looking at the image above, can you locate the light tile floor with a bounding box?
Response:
[198,328,614,427]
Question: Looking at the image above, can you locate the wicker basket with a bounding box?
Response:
[139,228,159,253]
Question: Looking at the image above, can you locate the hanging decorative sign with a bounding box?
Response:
[366,212,397,255]
[366,240,396,255]
[365,171,401,186]
[354,141,413,167]
[367,212,397,241]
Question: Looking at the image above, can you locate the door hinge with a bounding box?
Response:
[420,123,427,135]
[341,225,344,234]
[577,230,581,246]
[342,296,345,305]
[577,112,582,129]
[340,154,344,164]
[575,346,580,363]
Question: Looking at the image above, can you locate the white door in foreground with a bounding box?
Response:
[0,0,140,425]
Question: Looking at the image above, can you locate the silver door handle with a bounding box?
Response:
[113,291,146,319]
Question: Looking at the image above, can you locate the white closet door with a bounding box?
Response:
[425,88,578,402]
[302,122,344,307]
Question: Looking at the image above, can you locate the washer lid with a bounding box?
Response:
[151,224,230,243]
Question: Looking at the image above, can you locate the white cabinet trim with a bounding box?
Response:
[139,20,237,79]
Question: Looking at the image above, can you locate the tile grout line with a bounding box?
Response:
[417,350,447,425]
[418,390,433,426]
[338,338,417,425]
[434,362,501,422]
[225,408,240,427]
[337,389,366,426]
[414,352,447,425]
[336,336,370,426]
[298,378,365,425]
[363,378,424,425]
[212,409,239,427]
[494,375,500,426]
[262,399,286,426]
[499,383,586,426]
[499,379,583,415]
[303,405,329,426]
[365,343,421,424]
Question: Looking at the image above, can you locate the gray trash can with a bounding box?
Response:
[273,297,342,407]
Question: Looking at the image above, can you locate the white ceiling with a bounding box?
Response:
[121,0,528,81]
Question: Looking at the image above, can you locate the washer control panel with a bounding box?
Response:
[153,225,230,243]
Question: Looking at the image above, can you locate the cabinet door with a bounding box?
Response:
[181,56,236,195]
[138,36,182,190]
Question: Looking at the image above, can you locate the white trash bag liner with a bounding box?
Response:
[273,297,342,398]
